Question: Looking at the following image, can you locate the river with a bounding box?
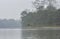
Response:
[0,29,21,39]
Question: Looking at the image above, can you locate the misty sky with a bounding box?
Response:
[0,0,33,20]
[0,0,60,20]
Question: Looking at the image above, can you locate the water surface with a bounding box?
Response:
[0,29,21,39]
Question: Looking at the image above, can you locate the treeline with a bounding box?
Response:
[21,0,60,28]
[0,19,21,28]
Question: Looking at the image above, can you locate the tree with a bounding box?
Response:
[21,10,28,17]
[33,0,56,9]
[21,0,60,28]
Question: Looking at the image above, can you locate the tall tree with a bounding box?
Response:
[21,0,60,28]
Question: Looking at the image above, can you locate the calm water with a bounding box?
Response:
[0,29,21,39]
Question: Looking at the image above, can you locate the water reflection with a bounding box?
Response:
[0,29,21,39]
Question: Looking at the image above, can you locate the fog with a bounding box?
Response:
[0,0,33,20]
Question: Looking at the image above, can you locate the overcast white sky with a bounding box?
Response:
[0,0,60,20]
[0,0,34,20]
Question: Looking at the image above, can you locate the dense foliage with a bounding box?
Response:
[21,0,60,28]
[0,19,21,28]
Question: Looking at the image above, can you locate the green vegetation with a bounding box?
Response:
[21,0,60,28]
[0,19,21,28]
